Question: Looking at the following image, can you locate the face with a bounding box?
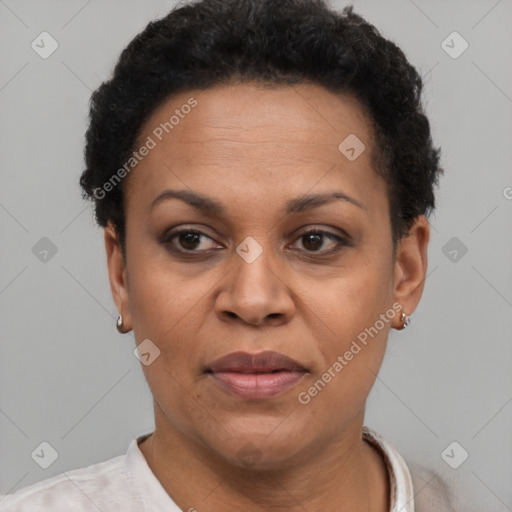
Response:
[105,82,429,469]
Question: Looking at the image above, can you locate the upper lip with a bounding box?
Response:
[207,351,308,373]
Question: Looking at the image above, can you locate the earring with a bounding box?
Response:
[116,314,129,334]
[400,311,411,330]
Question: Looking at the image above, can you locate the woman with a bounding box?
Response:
[2,0,451,510]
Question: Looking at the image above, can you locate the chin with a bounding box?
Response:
[199,418,310,470]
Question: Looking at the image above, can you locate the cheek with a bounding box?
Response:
[296,300,392,433]
[310,254,392,340]
[127,249,195,332]
[126,254,217,378]
[126,263,210,422]
[299,256,392,400]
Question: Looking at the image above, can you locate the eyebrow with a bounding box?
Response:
[150,188,365,215]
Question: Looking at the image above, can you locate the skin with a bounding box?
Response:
[104,82,429,511]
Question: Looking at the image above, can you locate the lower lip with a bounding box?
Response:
[208,370,306,400]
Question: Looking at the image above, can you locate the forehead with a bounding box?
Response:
[125,82,386,218]
[139,82,374,152]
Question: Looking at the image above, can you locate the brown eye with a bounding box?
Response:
[177,231,202,250]
[302,232,324,251]
[164,229,222,254]
[292,229,347,254]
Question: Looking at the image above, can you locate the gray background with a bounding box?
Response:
[1,0,511,509]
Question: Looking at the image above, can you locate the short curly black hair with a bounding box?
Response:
[80,0,443,255]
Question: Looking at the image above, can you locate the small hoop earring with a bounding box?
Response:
[400,311,412,330]
[116,314,129,334]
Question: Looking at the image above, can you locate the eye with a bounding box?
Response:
[160,227,348,257]
[290,229,348,255]
[162,229,222,254]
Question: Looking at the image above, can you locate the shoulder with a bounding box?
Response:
[362,427,486,512]
[0,453,134,512]
[408,462,493,512]
[408,463,456,512]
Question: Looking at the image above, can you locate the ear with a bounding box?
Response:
[104,222,131,331]
[392,215,430,329]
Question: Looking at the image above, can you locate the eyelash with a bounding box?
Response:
[160,227,349,257]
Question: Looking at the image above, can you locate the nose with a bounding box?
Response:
[214,242,295,327]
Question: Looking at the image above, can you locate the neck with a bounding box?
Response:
[138,409,389,512]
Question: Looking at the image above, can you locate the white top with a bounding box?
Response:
[0,426,449,511]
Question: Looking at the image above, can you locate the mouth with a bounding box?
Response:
[205,351,308,400]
